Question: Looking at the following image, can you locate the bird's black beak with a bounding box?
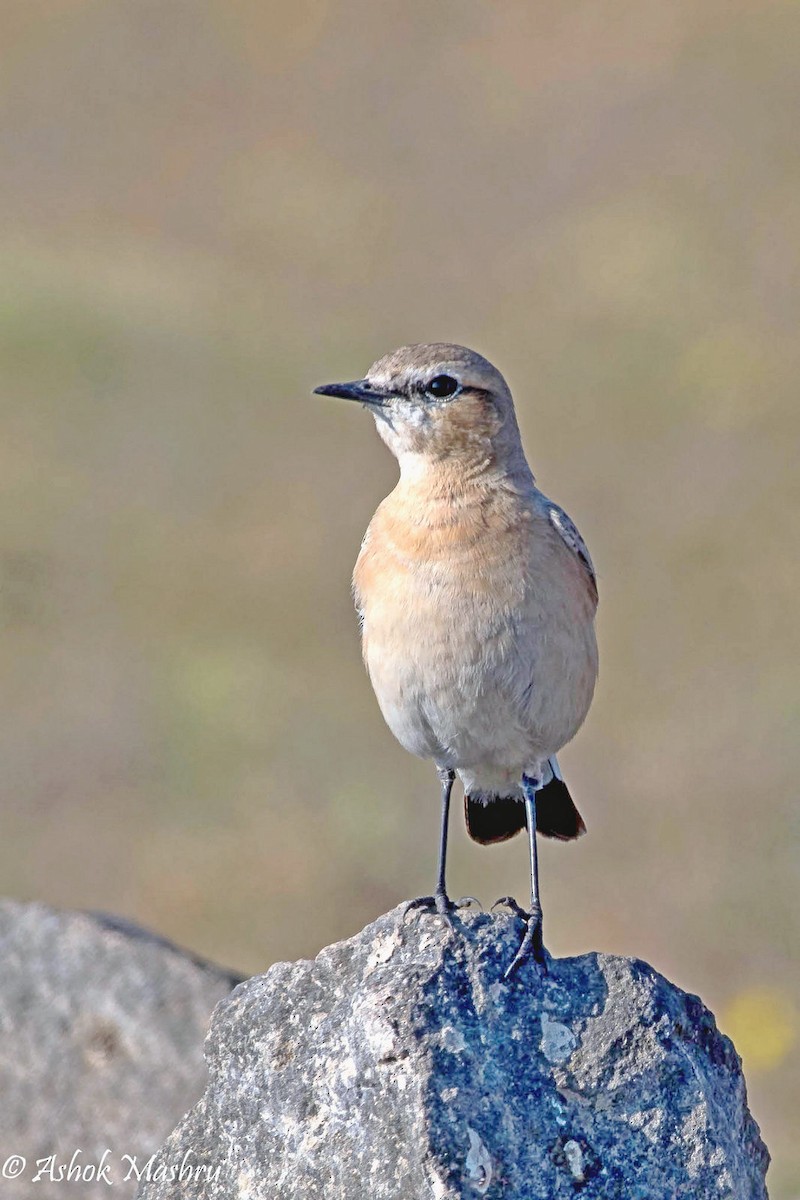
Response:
[313,379,389,407]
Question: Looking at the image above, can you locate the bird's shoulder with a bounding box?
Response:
[531,489,598,602]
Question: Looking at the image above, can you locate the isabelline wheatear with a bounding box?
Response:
[315,344,598,976]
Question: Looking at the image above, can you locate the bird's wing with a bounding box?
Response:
[542,498,598,601]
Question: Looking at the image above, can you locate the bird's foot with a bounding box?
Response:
[502,902,547,980]
[404,891,477,932]
[491,895,528,920]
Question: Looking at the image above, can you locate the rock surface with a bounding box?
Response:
[0,900,243,1199]
[137,905,769,1200]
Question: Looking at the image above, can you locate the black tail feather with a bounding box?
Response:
[464,777,586,845]
[534,778,587,841]
[464,792,526,845]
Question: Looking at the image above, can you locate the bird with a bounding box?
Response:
[314,343,598,976]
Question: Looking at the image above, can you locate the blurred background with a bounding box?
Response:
[0,0,797,1191]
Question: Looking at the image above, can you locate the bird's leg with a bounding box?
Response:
[434,765,453,907]
[405,769,475,928]
[504,772,547,978]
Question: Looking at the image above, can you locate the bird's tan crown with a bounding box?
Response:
[366,343,509,399]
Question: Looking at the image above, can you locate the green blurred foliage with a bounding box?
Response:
[0,1,798,1190]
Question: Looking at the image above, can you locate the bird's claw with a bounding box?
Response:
[403,893,458,931]
[491,895,528,920]
[503,904,547,980]
[454,895,482,911]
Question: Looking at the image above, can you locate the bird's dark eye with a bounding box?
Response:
[426,374,459,399]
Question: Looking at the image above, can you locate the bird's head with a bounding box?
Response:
[315,343,526,475]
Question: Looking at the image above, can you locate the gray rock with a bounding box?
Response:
[0,900,243,1199]
[136,905,769,1200]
